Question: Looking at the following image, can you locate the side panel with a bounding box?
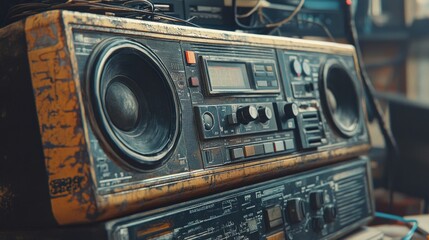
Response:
[25,12,96,225]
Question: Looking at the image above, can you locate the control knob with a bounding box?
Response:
[283,103,299,119]
[258,106,273,123]
[312,216,325,232]
[302,61,312,76]
[291,59,302,77]
[237,105,259,124]
[324,204,337,223]
[309,190,325,210]
[202,112,215,131]
[285,198,306,224]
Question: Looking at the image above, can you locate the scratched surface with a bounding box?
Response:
[25,11,96,224]
[20,10,371,225]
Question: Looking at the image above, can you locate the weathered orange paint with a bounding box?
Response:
[25,11,94,224]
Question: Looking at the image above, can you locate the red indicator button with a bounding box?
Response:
[189,76,200,87]
[185,51,196,65]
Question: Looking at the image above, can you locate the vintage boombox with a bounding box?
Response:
[0,157,375,239]
[0,10,370,227]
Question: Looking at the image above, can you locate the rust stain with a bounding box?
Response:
[25,11,94,225]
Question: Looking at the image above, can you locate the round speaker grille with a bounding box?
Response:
[86,38,180,169]
[320,59,361,138]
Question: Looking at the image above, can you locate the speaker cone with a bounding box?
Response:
[320,59,361,138]
[86,38,180,169]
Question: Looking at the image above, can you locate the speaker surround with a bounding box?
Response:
[320,59,361,138]
[86,38,181,169]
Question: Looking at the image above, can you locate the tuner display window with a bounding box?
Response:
[207,61,250,91]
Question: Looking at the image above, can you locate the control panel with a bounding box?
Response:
[183,43,368,169]
[195,103,278,139]
[280,51,368,148]
[110,157,374,240]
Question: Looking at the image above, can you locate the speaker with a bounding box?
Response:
[86,38,181,169]
[320,59,361,138]
[0,10,370,227]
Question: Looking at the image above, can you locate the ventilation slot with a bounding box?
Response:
[335,170,369,227]
[304,125,320,133]
[308,137,322,145]
[190,44,276,59]
[302,113,318,120]
[298,111,326,148]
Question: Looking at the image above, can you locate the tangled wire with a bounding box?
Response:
[4,0,199,27]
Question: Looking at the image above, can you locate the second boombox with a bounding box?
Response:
[0,10,370,226]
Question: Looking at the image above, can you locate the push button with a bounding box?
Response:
[255,65,265,71]
[264,206,284,230]
[255,72,267,77]
[230,148,244,160]
[227,113,238,125]
[309,190,325,210]
[286,198,306,224]
[271,81,278,87]
[274,141,285,152]
[324,204,337,223]
[284,139,295,150]
[312,216,325,232]
[244,145,256,157]
[185,51,196,65]
[263,142,275,154]
[189,76,199,87]
[254,144,264,155]
[257,81,268,87]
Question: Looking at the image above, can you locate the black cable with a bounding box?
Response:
[4,0,201,28]
[267,18,336,42]
[265,0,304,28]
[297,19,335,42]
[232,0,269,30]
[343,2,400,210]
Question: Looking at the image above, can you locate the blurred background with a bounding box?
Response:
[353,0,429,217]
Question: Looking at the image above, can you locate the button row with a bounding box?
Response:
[254,64,276,88]
[255,72,275,77]
[255,64,274,72]
[229,139,295,160]
[256,80,278,88]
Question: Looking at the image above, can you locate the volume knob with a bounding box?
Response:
[302,61,312,76]
[237,105,259,124]
[291,59,302,77]
[258,106,273,123]
[286,198,306,224]
[324,204,337,223]
[312,216,325,232]
[284,103,299,119]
